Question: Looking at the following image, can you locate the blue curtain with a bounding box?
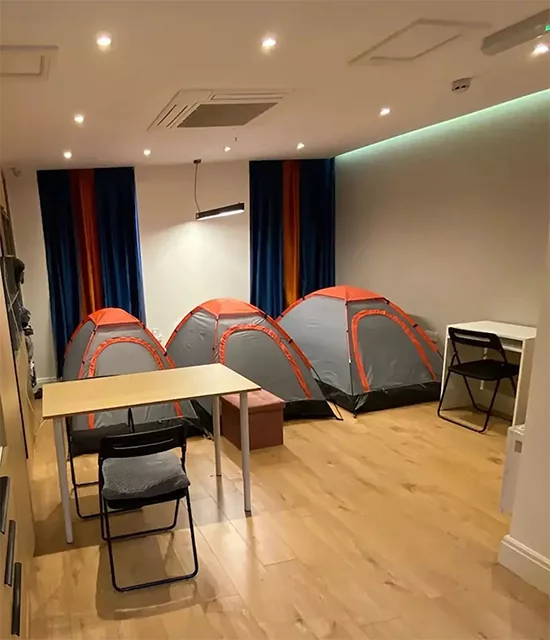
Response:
[37,170,82,376]
[249,161,284,318]
[299,158,335,296]
[94,167,146,322]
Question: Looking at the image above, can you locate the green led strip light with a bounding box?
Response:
[338,89,550,160]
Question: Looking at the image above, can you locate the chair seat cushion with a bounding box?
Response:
[101,451,190,502]
[223,389,285,413]
[449,359,519,381]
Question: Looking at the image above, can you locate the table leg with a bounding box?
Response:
[54,417,73,544]
[212,395,222,477]
[239,391,251,513]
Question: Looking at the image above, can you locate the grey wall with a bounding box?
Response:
[336,90,550,342]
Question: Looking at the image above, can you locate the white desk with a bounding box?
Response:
[440,321,536,426]
[42,363,260,544]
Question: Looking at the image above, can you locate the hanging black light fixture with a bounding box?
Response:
[193,159,245,221]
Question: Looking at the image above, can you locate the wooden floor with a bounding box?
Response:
[29,404,550,639]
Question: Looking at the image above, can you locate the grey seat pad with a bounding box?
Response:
[101,451,190,501]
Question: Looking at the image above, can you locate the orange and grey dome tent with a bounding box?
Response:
[166,298,335,421]
[63,308,199,450]
[278,286,442,414]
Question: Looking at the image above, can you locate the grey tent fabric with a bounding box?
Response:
[101,451,190,501]
[78,324,163,378]
[71,340,191,434]
[63,307,198,450]
[223,329,315,402]
[167,298,335,421]
[167,309,217,369]
[278,295,351,394]
[278,286,442,414]
[353,314,433,391]
[63,320,94,380]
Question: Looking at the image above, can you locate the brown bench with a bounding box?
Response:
[221,389,285,450]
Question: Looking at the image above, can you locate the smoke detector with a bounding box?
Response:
[451,77,472,93]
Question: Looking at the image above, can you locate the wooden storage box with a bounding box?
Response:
[221,389,284,450]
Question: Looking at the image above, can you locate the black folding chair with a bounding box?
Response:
[98,424,199,592]
[67,411,134,521]
[437,328,519,433]
[68,408,185,520]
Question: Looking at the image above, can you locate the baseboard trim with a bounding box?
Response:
[499,535,550,594]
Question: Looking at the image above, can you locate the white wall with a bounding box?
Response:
[5,172,56,382]
[5,161,250,379]
[336,90,550,341]
[499,250,550,593]
[135,161,249,343]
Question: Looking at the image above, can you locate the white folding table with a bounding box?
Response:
[42,363,260,544]
[440,320,536,426]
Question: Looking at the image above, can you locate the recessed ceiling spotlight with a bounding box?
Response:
[532,42,549,56]
[296,142,305,150]
[262,36,277,50]
[379,107,391,116]
[73,114,85,125]
[143,149,151,156]
[96,33,112,51]
[224,146,231,152]
[63,150,72,159]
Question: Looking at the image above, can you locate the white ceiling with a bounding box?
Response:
[0,0,549,169]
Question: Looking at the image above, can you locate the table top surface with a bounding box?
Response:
[42,363,260,419]
[447,320,537,342]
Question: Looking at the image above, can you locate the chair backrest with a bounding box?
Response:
[448,328,507,362]
[98,424,187,462]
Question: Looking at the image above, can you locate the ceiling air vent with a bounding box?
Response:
[349,19,489,65]
[149,89,287,130]
[0,45,58,78]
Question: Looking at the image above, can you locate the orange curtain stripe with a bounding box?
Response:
[282,160,300,309]
[70,170,104,317]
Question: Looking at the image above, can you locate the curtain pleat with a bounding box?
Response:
[70,169,103,316]
[299,159,335,296]
[249,161,284,318]
[94,167,146,322]
[37,166,146,374]
[37,170,82,376]
[250,158,335,316]
[282,160,300,309]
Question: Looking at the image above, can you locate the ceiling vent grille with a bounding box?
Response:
[149,89,287,130]
[349,19,489,65]
[0,45,58,78]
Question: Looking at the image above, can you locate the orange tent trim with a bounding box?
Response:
[200,298,260,318]
[351,309,437,392]
[86,336,183,429]
[278,286,384,319]
[219,324,312,399]
[312,285,383,302]
[89,308,141,326]
[388,301,439,354]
